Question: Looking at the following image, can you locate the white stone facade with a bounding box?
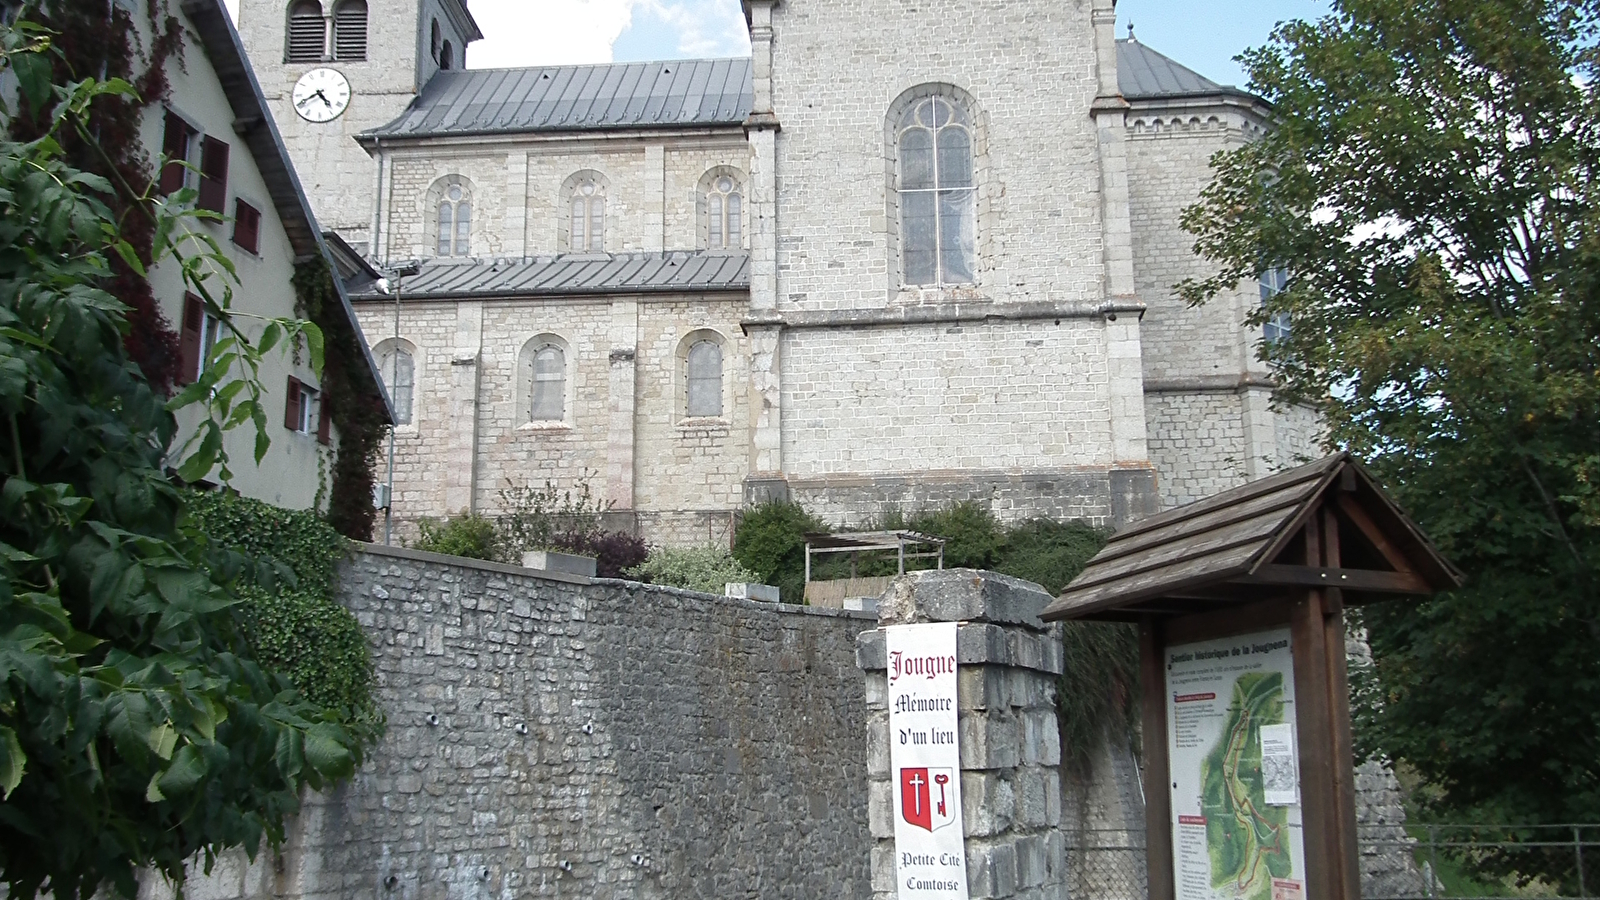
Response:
[236,0,1323,540]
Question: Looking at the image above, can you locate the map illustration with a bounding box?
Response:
[1199,671,1293,900]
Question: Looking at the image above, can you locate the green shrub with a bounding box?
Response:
[626,544,761,594]
[414,512,498,560]
[908,500,1007,570]
[732,500,830,603]
[185,491,381,730]
[495,478,610,557]
[992,517,1110,595]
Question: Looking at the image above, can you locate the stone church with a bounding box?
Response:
[235,0,1319,543]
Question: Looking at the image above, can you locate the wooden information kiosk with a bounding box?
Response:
[1041,454,1462,900]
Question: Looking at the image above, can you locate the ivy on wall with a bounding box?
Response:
[186,491,381,736]
[293,257,389,541]
[8,0,185,392]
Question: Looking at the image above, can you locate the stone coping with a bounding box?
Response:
[349,543,877,622]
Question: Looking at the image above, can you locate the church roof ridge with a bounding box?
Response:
[347,250,751,300]
[363,43,1263,141]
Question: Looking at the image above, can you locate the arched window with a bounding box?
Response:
[896,93,976,286]
[686,339,723,417]
[430,19,441,63]
[376,341,415,425]
[286,0,325,63]
[530,345,566,422]
[437,182,471,257]
[439,40,454,71]
[706,173,742,250]
[1260,267,1291,343]
[567,174,606,253]
[333,0,367,60]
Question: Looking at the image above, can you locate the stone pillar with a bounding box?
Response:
[858,570,1067,900]
[605,298,639,509]
[445,300,482,514]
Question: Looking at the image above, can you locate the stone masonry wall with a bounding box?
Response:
[143,545,875,900]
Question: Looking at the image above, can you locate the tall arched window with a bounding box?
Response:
[439,40,454,71]
[896,94,976,286]
[686,340,723,417]
[430,20,441,63]
[707,174,742,250]
[286,0,325,62]
[333,0,367,60]
[569,175,606,253]
[376,341,414,425]
[437,182,471,257]
[530,345,566,421]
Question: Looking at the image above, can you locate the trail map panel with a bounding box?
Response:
[1167,629,1306,900]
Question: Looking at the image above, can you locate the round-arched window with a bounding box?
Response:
[707,175,742,250]
[897,94,975,285]
[437,183,471,257]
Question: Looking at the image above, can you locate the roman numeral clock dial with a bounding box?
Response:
[292,68,351,123]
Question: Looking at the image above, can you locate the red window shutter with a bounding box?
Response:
[317,392,332,444]
[284,376,302,431]
[197,136,229,213]
[233,200,260,253]
[159,112,191,196]
[177,293,204,385]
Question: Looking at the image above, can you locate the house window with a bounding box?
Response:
[569,177,605,252]
[378,343,414,425]
[285,376,329,443]
[179,293,224,385]
[1261,267,1291,343]
[430,20,441,63]
[197,135,229,214]
[530,345,565,421]
[159,110,197,196]
[437,183,471,257]
[686,339,723,417]
[333,0,367,60]
[233,199,261,254]
[439,40,454,71]
[286,0,326,62]
[896,94,976,286]
[706,175,742,250]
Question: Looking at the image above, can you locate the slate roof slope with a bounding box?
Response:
[366,43,1261,140]
[1041,453,1463,622]
[347,252,750,301]
[364,58,754,139]
[1116,38,1258,102]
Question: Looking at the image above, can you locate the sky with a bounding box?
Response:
[460,0,1332,88]
[222,0,1331,89]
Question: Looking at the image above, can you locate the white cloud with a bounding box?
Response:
[468,0,635,68]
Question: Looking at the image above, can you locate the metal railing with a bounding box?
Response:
[1063,826,1600,900]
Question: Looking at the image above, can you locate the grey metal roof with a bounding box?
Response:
[368,43,1252,141]
[364,57,754,139]
[1117,38,1254,101]
[348,252,750,300]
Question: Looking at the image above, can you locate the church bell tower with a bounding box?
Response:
[235,0,482,255]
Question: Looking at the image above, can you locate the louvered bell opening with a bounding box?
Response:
[334,1,367,61]
[286,2,324,62]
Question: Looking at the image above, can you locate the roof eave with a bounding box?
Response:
[176,0,395,427]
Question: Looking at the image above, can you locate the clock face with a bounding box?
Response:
[292,68,351,123]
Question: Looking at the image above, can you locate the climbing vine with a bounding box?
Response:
[293,257,390,540]
[7,0,185,392]
[185,491,382,737]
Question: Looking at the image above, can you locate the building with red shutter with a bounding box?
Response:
[142,0,392,515]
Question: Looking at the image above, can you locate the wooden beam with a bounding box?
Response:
[1324,508,1362,900]
[1164,598,1294,645]
[1239,564,1429,593]
[1335,492,1417,575]
[1141,617,1175,900]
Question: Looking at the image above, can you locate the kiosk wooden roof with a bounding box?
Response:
[1041,453,1463,622]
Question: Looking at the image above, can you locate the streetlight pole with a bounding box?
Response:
[380,261,419,546]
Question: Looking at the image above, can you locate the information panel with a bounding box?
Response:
[886,622,968,900]
[1167,629,1306,900]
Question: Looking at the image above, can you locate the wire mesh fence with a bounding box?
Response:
[1064,826,1600,900]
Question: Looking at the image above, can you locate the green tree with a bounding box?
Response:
[1181,0,1600,860]
[0,33,370,899]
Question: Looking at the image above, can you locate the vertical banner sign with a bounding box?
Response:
[1166,628,1307,900]
[886,622,968,900]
